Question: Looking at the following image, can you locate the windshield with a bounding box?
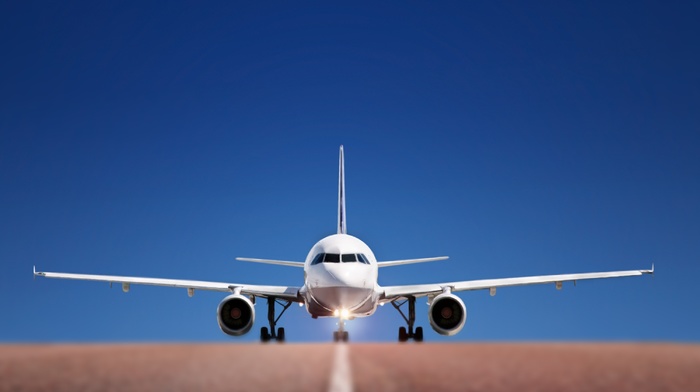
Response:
[311,253,371,264]
[324,253,340,263]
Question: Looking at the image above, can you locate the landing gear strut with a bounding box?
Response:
[260,297,292,343]
[391,296,424,342]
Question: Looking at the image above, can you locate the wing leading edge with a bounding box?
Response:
[235,257,305,267]
[34,267,302,301]
[381,265,654,300]
[377,256,449,267]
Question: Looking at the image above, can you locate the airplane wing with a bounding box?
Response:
[381,265,654,301]
[34,267,302,301]
[235,257,305,267]
[377,256,449,267]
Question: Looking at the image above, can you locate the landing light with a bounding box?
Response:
[334,308,351,319]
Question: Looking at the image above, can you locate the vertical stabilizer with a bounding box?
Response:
[337,145,347,234]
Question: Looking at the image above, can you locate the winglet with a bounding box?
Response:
[337,145,347,234]
[33,265,36,280]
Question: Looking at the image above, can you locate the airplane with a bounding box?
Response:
[34,146,653,342]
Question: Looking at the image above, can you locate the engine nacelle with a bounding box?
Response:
[217,294,255,336]
[428,293,467,336]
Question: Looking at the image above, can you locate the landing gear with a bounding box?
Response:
[277,327,285,341]
[414,326,423,342]
[261,327,286,342]
[260,297,292,343]
[333,330,349,342]
[398,326,407,342]
[391,296,424,342]
[333,318,349,342]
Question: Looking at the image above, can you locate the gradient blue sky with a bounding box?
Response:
[2,1,698,342]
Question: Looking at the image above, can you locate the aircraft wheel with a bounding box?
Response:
[277,327,285,342]
[342,331,349,342]
[261,327,271,342]
[398,326,408,342]
[333,331,339,342]
[414,327,424,342]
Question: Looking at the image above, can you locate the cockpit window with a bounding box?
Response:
[324,253,340,263]
[341,254,357,262]
[315,253,369,264]
[311,253,325,265]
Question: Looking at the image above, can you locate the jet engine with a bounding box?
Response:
[217,294,255,336]
[428,293,467,336]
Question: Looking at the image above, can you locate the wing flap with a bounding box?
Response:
[382,266,654,299]
[34,269,302,301]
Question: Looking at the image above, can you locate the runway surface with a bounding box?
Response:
[2,343,699,392]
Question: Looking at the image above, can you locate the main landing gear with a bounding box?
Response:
[260,297,292,343]
[391,296,423,342]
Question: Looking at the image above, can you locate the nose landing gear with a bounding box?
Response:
[391,296,424,342]
[333,319,349,342]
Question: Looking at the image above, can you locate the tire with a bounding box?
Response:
[342,331,349,342]
[398,327,408,342]
[277,327,285,342]
[333,331,339,342]
[261,327,271,342]
[414,327,424,342]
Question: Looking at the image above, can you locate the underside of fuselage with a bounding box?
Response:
[304,286,378,317]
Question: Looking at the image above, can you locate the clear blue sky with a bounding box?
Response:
[1,1,698,343]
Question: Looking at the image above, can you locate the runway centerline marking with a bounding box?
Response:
[328,343,353,392]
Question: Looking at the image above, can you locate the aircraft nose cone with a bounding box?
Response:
[326,268,349,284]
[323,264,362,287]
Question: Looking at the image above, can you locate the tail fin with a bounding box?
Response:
[337,145,347,234]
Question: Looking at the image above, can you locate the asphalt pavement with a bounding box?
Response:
[1,343,699,392]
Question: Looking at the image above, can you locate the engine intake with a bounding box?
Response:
[217,294,255,336]
[428,293,467,336]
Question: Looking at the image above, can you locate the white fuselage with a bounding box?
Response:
[300,234,380,318]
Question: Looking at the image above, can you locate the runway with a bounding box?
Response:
[2,343,699,392]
